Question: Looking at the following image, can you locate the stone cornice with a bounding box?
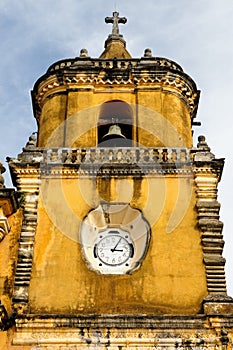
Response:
[193,159,224,182]
[31,57,200,122]
[47,57,184,74]
[14,313,233,329]
[14,314,208,329]
[12,313,233,348]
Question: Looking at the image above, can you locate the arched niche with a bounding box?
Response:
[98,100,133,147]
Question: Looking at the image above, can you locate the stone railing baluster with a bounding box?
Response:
[29,147,191,165]
[167,149,172,162]
[176,148,181,163]
[148,149,154,162]
[64,149,72,163]
[171,149,177,163]
[84,149,91,163]
[117,149,123,161]
[157,149,163,163]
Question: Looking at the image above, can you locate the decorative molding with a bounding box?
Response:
[9,169,40,308]
[32,57,199,121]
[13,146,192,164]
[9,147,226,180]
[193,138,227,297]
[195,186,227,295]
[9,147,195,180]
[13,314,233,348]
[48,57,184,73]
[35,70,199,120]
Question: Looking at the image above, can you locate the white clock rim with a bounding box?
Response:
[96,234,133,266]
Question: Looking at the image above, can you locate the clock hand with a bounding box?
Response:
[111,237,122,252]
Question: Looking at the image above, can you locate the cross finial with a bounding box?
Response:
[105,11,127,36]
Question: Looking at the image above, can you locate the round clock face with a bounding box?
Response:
[80,203,150,274]
[94,229,134,267]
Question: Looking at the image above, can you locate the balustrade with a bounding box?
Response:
[40,147,191,165]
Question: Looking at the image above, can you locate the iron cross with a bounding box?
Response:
[105,12,127,35]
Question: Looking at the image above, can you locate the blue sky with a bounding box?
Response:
[1,0,233,295]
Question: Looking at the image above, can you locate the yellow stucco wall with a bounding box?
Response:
[38,94,67,147]
[28,175,207,315]
[37,87,193,148]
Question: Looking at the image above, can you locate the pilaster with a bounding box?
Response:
[193,136,232,310]
[7,138,41,314]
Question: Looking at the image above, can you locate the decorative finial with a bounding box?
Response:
[105,12,127,36]
[25,132,37,149]
[80,48,89,58]
[197,135,210,151]
[194,135,215,162]
[144,48,153,58]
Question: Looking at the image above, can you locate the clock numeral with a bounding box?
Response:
[94,234,134,267]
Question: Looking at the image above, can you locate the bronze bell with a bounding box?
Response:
[102,124,126,140]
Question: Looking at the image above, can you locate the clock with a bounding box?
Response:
[94,228,134,267]
[80,203,150,275]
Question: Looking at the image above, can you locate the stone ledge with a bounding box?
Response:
[11,313,233,349]
[15,314,207,329]
[203,295,233,315]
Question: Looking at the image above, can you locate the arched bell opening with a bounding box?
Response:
[98,100,133,147]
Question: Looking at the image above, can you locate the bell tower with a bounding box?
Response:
[1,11,233,349]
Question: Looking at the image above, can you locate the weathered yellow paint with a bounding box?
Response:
[0,328,31,350]
[136,90,192,147]
[28,176,207,315]
[99,38,132,59]
[38,94,67,147]
[36,86,193,149]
